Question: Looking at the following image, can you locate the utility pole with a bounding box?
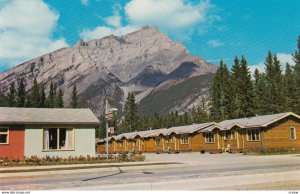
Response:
[105,99,118,161]
[105,100,109,161]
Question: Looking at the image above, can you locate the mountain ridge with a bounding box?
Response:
[0,26,216,116]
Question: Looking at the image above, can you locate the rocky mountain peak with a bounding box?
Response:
[0,26,216,116]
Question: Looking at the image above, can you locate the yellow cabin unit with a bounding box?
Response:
[96,112,300,154]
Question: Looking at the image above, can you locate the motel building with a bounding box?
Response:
[0,107,100,160]
[97,112,300,154]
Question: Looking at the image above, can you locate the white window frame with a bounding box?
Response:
[43,127,75,151]
[0,127,9,144]
[247,129,261,141]
[290,126,297,140]
[205,133,215,143]
[180,136,189,144]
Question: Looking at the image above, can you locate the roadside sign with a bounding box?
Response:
[108,127,115,134]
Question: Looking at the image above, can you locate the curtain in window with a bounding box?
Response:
[43,129,49,150]
[65,129,73,149]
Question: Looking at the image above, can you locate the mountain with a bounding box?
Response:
[0,26,217,116]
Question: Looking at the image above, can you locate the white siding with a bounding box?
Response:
[24,126,95,158]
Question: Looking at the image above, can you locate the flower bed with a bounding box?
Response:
[0,153,145,166]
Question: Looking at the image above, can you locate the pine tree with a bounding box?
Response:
[272,54,285,112]
[209,64,222,121]
[25,94,31,107]
[284,63,296,112]
[96,116,107,138]
[230,56,242,118]
[47,81,55,108]
[253,69,268,115]
[123,92,138,132]
[210,60,231,120]
[69,84,78,108]
[29,78,40,108]
[264,52,285,113]
[57,88,64,108]
[7,82,16,107]
[293,36,300,114]
[222,62,234,119]
[264,51,276,113]
[239,56,255,117]
[53,85,57,107]
[192,97,209,123]
[183,112,189,125]
[0,91,7,107]
[16,78,26,107]
[39,82,46,108]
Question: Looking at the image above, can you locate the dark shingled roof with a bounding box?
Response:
[0,107,100,125]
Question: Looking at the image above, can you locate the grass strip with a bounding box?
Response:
[0,162,181,174]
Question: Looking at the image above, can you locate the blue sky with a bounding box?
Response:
[0,0,299,73]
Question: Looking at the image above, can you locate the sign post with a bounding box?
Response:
[105,100,118,161]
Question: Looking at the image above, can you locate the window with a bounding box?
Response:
[155,138,161,146]
[223,131,230,140]
[119,141,124,147]
[169,136,175,143]
[0,128,9,144]
[43,128,74,150]
[290,127,296,140]
[247,129,260,141]
[231,130,236,140]
[205,133,215,143]
[180,137,189,144]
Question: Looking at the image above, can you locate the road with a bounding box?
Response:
[1,153,300,190]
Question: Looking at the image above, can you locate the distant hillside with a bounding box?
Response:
[138,73,214,114]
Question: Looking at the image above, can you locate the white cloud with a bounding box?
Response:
[81,0,89,6]
[249,53,295,75]
[79,0,216,41]
[277,53,295,66]
[80,25,138,41]
[249,62,265,75]
[104,7,122,28]
[207,39,223,48]
[0,0,68,69]
[125,0,212,30]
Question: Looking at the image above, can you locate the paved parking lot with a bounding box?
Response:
[144,152,300,167]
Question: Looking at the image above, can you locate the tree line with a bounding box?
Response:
[96,91,209,137]
[0,77,79,108]
[210,36,300,121]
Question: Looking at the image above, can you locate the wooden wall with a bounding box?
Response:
[96,116,300,154]
[203,130,222,153]
[191,133,204,152]
[162,135,175,152]
[177,136,192,152]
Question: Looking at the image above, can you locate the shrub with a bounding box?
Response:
[117,153,128,162]
[130,154,145,161]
